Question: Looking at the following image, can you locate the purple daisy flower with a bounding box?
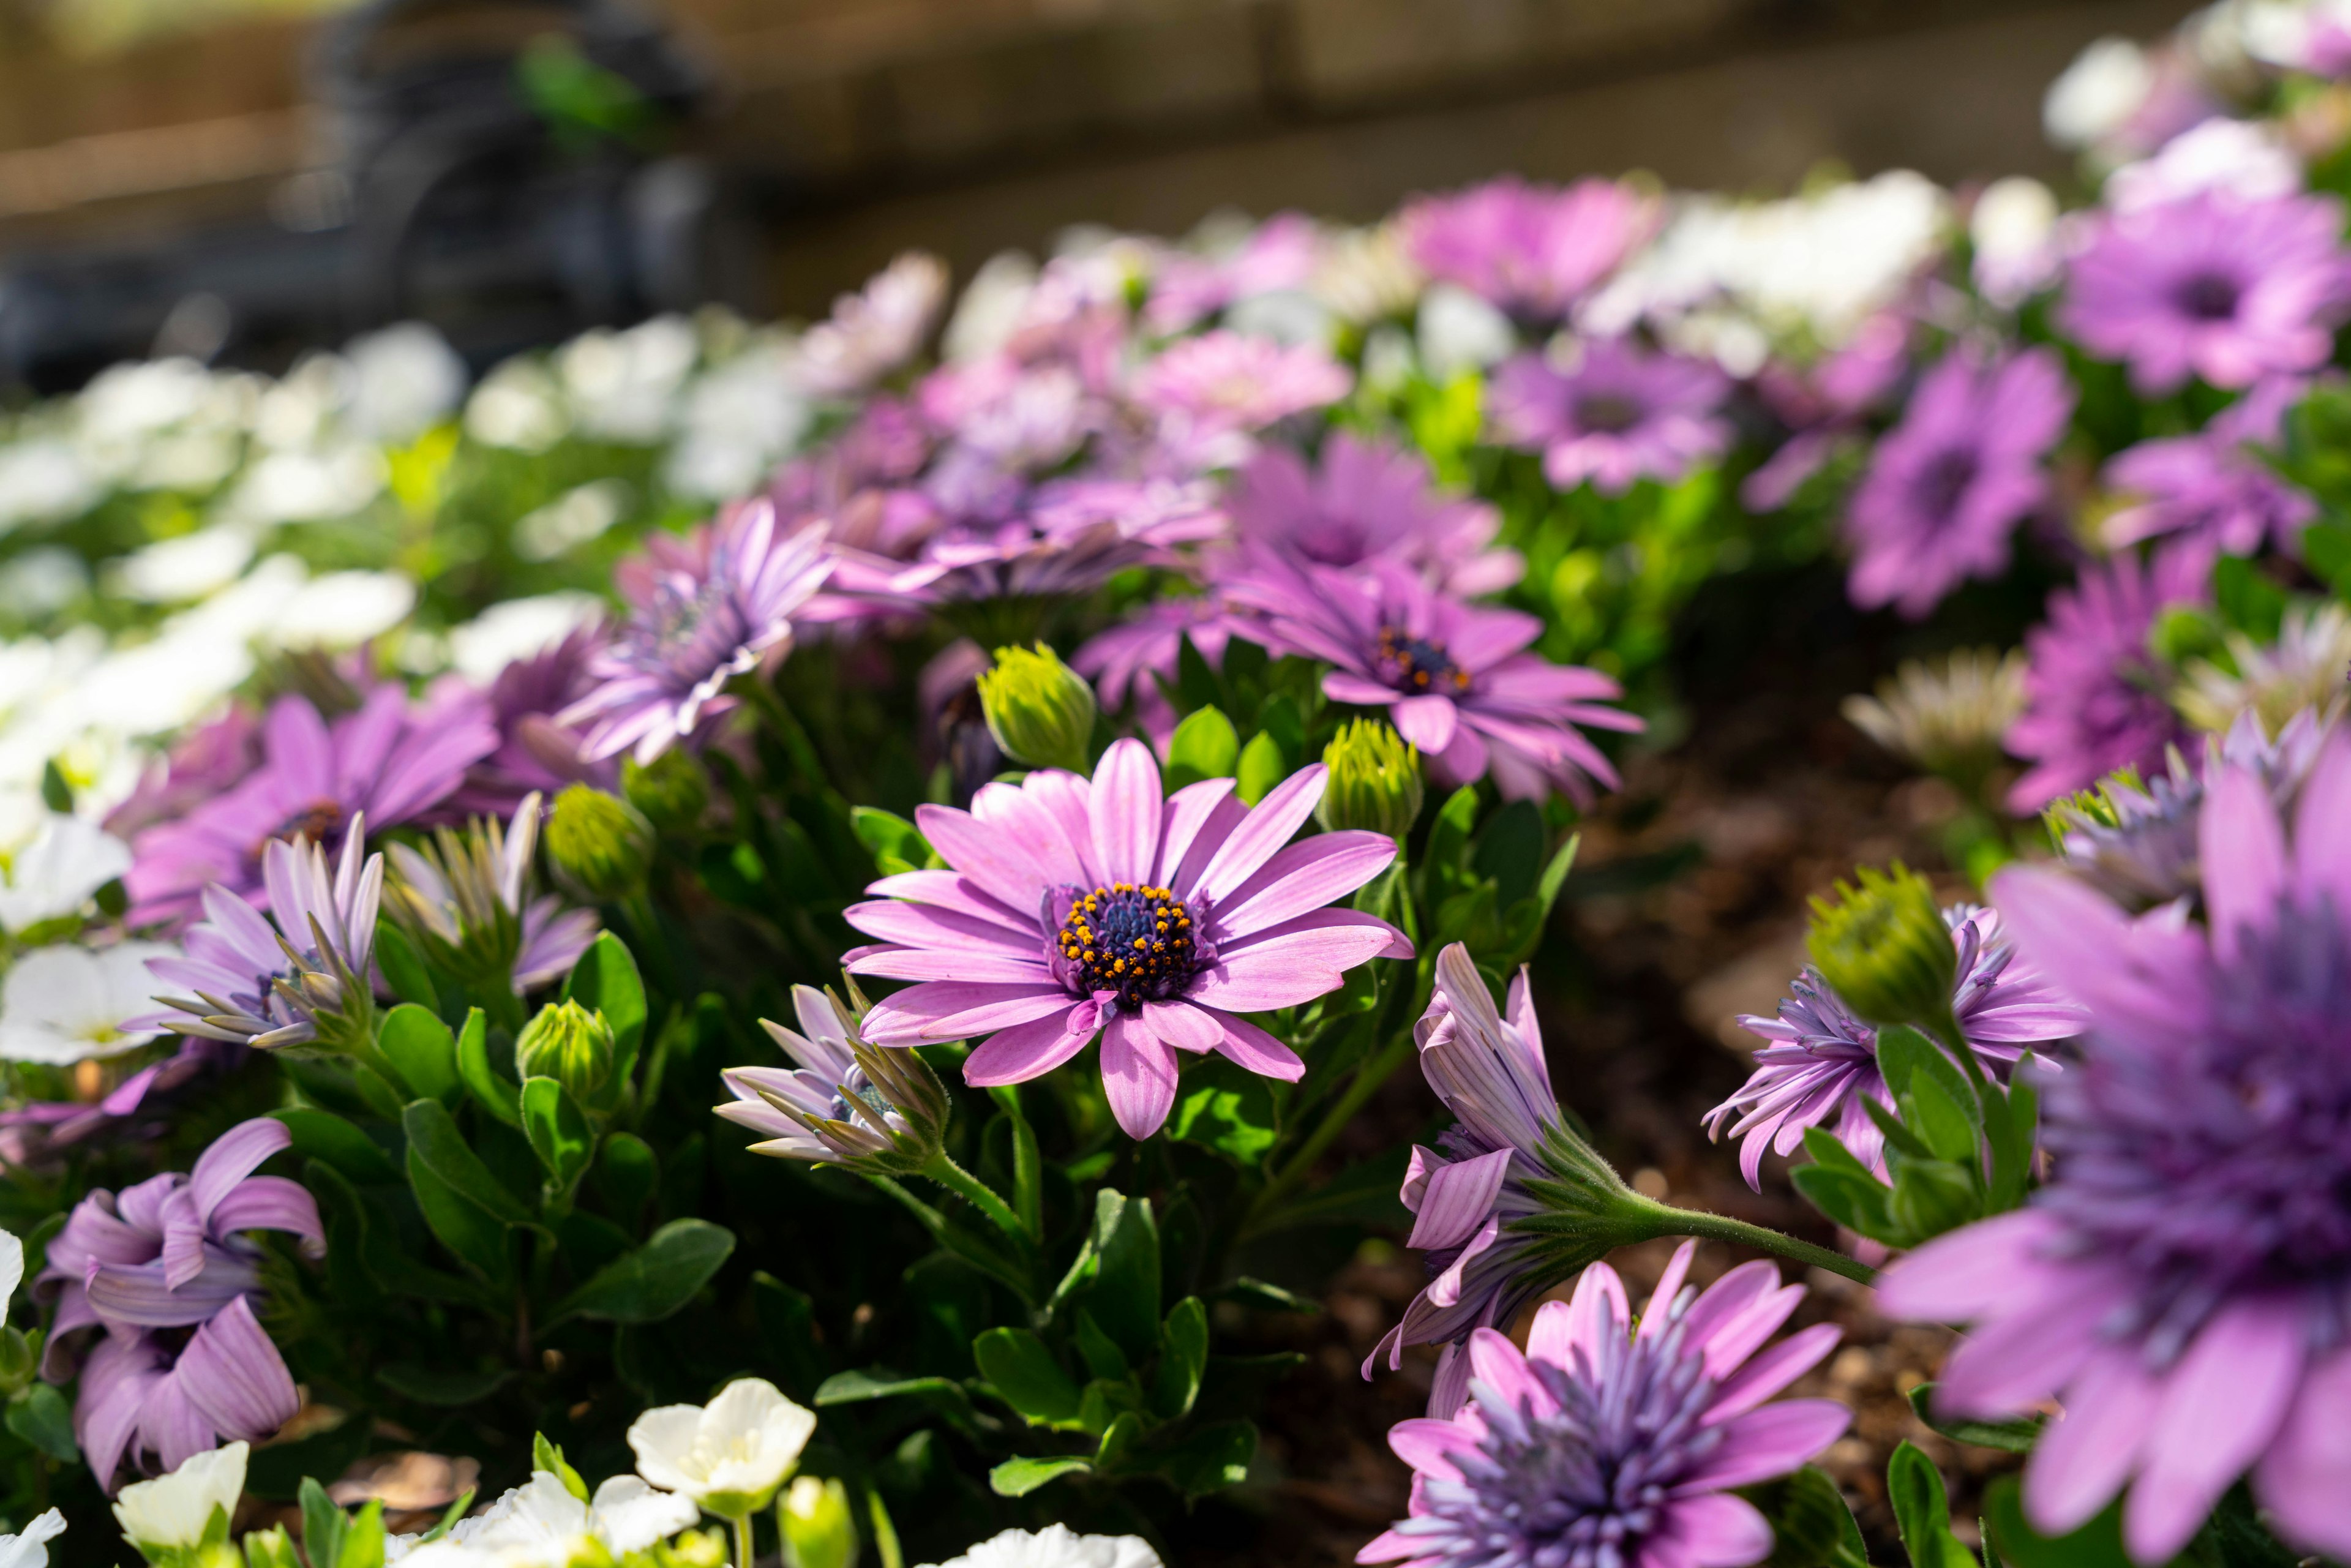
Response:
[1130,330,1352,437]
[1883,733,2351,1563]
[106,708,263,841]
[2057,190,2351,394]
[1704,906,2085,1188]
[2102,377,2317,559]
[1742,313,1909,513]
[1365,944,1563,1419]
[124,687,495,931]
[1359,1242,1848,1568]
[442,623,616,819]
[719,986,903,1163]
[1226,558,1640,803]
[1072,594,1246,749]
[1398,176,1655,323]
[1487,339,1730,497]
[1843,346,2073,620]
[0,1039,237,1170]
[844,738,1411,1139]
[1145,211,1321,335]
[37,1117,320,1490]
[385,793,599,994]
[2005,543,2211,813]
[1231,432,1521,595]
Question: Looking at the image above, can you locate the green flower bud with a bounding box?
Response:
[545,786,655,902]
[1805,863,1959,1034]
[975,644,1095,773]
[1316,719,1424,838]
[242,1527,302,1568]
[623,749,710,833]
[779,1476,858,1568]
[516,999,618,1104]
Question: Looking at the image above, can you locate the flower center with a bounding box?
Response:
[1573,392,1643,435]
[1911,448,1981,524]
[1374,626,1469,696]
[257,799,343,860]
[1054,883,1199,1009]
[2174,270,2243,322]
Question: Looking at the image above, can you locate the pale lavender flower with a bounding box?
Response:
[1131,331,1351,467]
[2103,377,2317,558]
[718,985,945,1170]
[1704,906,2085,1188]
[1146,212,1321,335]
[1487,340,1729,496]
[1071,594,1246,749]
[1398,177,1655,323]
[1843,345,2073,619]
[1230,432,1520,594]
[1742,313,1908,512]
[1359,1242,1847,1568]
[790,252,949,399]
[2058,190,2351,394]
[1883,731,2351,1563]
[559,499,835,766]
[384,793,598,992]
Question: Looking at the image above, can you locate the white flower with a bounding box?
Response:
[0,442,99,533]
[0,814,131,932]
[2243,0,2351,68]
[942,252,1040,364]
[452,1472,699,1561]
[629,1377,816,1515]
[345,323,468,443]
[1311,222,1422,324]
[448,594,605,684]
[789,252,949,399]
[0,550,86,618]
[1970,176,2063,307]
[0,941,174,1063]
[2045,36,2154,150]
[514,481,629,564]
[664,345,810,504]
[2106,116,2303,211]
[917,1526,1162,1568]
[560,317,699,444]
[0,1509,65,1568]
[113,525,261,604]
[113,1442,248,1552]
[0,1228,23,1317]
[268,572,419,651]
[1415,283,1515,378]
[224,445,387,526]
[467,361,571,453]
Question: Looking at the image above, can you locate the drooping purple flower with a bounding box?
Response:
[1742,313,1909,512]
[0,1040,238,1170]
[2102,376,2318,558]
[560,500,834,767]
[36,1117,320,1490]
[1882,733,2351,1564]
[1488,339,1728,497]
[2057,190,2351,394]
[1230,432,1521,595]
[124,687,493,931]
[1703,906,2085,1188]
[718,986,904,1164]
[1843,346,2073,619]
[2005,544,2211,813]
[1364,945,1562,1418]
[844,738,1411,1139]
[1226,558,1640,804]
[1359,1242,1847,1568]
[1397,177,1656,323]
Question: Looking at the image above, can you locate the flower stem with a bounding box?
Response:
[986,1086,1045,1241]
[730,1511,754,1568]
[1634,1199,1880,1286]
[1248,1029,1417,1236]
[737,676,828,787]
[919,1152,1029,1247]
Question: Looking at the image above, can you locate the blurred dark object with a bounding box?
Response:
[0,0,762,394]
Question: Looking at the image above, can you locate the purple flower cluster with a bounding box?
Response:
[1488,340,1730,497]
[1399,176,1655,322]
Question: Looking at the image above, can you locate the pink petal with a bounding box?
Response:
[1673,1400,1849,1491]
[1099,1010,1180,1138]
[1217,833,1400,940]
[857,981,1074,1043]
[1200,1007,1306,1081]
[1194,763,1328,904]
[964,1009,1099,1086]
[1877,1210,2065,1321]
[1528,1261,1628,1377]
[1988,866,2207,1041]
[1706,1323,1842,1424]
[1936,1270,2127,1418]
[847,948,1057,983]
[189,1117,293,1228]
[2254,1346,2351,1562]
[2292,730,2351,921]
[1089,738,1166,888]
[1660,1494,1775,1568]
[1406,1148,1512,1251]
[841,899,1040,955]
[2125,1296,2307,1564]
[1387,1417,1479,1482]
[914,805,1052,913]
[2202,765,2288,964]
[1467,1326,1556,1418]
[1639,1241,1697,1341]
[970,785,1091,893]
[2022,1345,2160,1537]
[1391,695,1459,754]
[1142,999,1223,1052]
[1155,778,1240,891]
[1324,672,1402,708]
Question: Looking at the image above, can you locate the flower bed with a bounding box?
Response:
[0,6,2349,1567]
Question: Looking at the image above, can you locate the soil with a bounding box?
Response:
[1190,561,2034,1566]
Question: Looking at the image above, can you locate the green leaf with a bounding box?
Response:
[4,1384,77,1462]
[551,1218,734,1324]
[1169,1056,1280,1164]
[1888,1157,1981,1242]
[1155,1419,1256,1499]
[1215,1277,1322,1314]
[1424,785,1480,896]
[562,932,646,1057]
[376,1363,514,1406]
[973,1328,1083,1426]
[402,1100,525,1280]
[520,1076,594,1193]
[272,1108,400,1185]
[1234,731,1287,806]
[1150,1296,1209,1420]
[1074,1309,1130,1382]
[1790,1161,1897,1243]
[532,1434,590,1502]
[1981,1477,2132,1568]
[1085,1190,1161,1365]
[1903,1068,1983,1167]
[595,1131,658,1222]
[374,922,438,1009]
[852,806,936,877]
[1987,1063,2039,1213]
[1742,1466,1869,1568]
[751,1272,827,1402]
[1093,1410,1147,1472]
[454,1008,520,1127]
[988,1456,1090,1497]
[1907,1384,2041,1453]
[1878,1027,1979,1149]
[2214,554,2287,642]
[378,1004,461,1105]
[1888,1441,1978,1568]
[814,1369,981,1435]
[1473,800,1547,909]
[1166,706,1240,789]
[337,1502,387,1568]
[301,1477,348,1568]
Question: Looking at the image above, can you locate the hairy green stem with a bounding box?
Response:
[920,1152,1029,1247]
[1638,1200,1880,1286]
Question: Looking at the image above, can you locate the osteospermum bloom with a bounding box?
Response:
[1227,558,1640,803]
[124,687,495,929]
[560,500,834,766]
[2005,544,2210,812]
[1398,176,1655,322]
[1229,432,1520,594]
[1882,732,2351,1562]
[2102,377,2316,558]
[1487,340,1729,495]
[38,1119,320,1488]
[2058,190,2351,394]
[1366,945,1564,1417]
[1843,346,2073,619]
[384,793,598,993]
[1704,906,2085,1187]
[846,738,1411,1138]
[1360,1242,1847,1568]
[719,985,947,1171]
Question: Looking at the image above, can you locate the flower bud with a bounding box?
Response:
[544,786,654,902]
[779,1476,858,1568]
[0,1325,34,1392]
[516,999,618,1105]
[242,1526,302,1568]
[1316,719,1423,838]
[624,748,710,833]
[975,644,1095,773]
[1805,863,1959,1034]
